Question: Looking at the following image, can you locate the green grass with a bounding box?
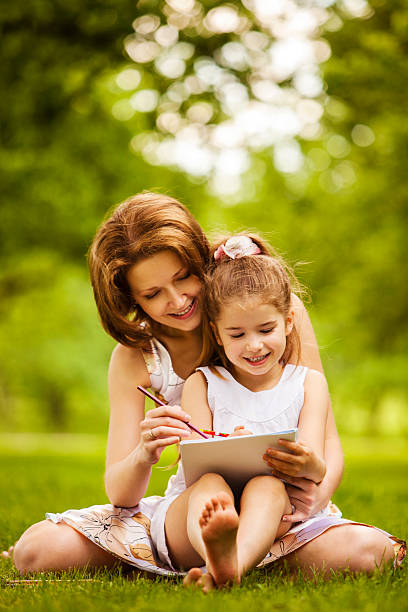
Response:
[0,435,407,611]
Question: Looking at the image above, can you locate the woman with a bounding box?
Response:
[12,192,404,576]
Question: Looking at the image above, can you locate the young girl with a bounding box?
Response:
[156,233,330,588]
[10,194,404,577]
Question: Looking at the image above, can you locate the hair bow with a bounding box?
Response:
[213,235,261,262]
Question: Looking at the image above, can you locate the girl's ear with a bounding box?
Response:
[285,310,295,336]
[210,321,222,345]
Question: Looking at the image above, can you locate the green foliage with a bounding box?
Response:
[0,0,209,431]
[0,1,407,433]
[0,254,113,432]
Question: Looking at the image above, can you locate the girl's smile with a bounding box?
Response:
[243,353,271,366]
[127,251,202,332]
[214,297,293,389]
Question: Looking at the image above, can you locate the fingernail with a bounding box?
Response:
[184,414,192,420]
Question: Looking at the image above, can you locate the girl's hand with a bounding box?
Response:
[263,439,326,483]
[230,425,253,437]
[138,405,192,465]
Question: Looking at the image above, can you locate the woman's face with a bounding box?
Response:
[127,250,203,332]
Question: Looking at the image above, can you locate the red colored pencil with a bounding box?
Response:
[202,430,230,437]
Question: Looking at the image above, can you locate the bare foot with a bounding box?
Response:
[199,492,239,587]
[183,567,216,593]
[1,546,14,559]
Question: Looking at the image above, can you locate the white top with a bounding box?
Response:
[198,364,307,435]
[163,363,308,498]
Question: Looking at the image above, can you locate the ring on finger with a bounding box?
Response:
[149,429,157,441]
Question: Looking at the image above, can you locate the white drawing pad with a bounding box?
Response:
[180,429,297,491]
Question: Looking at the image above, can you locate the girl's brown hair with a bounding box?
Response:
[88,192,210,348]
[200,233,301,369]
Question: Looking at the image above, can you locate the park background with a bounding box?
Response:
[1,0,407,439]
[1,1,407,608]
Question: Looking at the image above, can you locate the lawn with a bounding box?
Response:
[0,434,407,611]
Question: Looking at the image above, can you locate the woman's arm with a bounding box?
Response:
[104,344,192,507]
[269,295,344,520]
[293,294,344,475]
[272,407,344,523]
[307,406,344,505]
[291,293,324,371]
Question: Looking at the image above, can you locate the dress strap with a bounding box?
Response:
[140,338,185,405]
[141,339,161,377]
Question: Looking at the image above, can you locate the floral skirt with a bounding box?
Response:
[46,496,406,577]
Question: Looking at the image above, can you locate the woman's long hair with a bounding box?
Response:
[88,192,210,348]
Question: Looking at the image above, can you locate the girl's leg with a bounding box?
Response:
[165,472,238,580]
[13,520,121,573]
[237,475,292,576]
[178,474,291,588]
[278,524,396,577]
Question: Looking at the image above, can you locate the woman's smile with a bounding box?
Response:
[127,251,202,332]
[168,297,198,319]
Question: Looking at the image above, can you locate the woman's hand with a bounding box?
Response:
[263,439,326,484]
[137,405,192,465]
[277,473,323,523]
[230,425,253,437]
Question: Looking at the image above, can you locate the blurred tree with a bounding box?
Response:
[223,0,408,430]
[0,0,406,433]
[314,0,408,431]
[0,0,209,430]
[118,0,331,196]
[116,0,408,431]
[1,0,147,259]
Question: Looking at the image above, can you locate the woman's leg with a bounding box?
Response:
[279,524,395,577]
[13,520,121,573]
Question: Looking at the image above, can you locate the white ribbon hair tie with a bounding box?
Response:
[213,235,261,262]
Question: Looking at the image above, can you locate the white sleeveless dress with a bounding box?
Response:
[46,340,406,574]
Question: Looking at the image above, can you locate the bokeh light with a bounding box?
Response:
[118,0,355,197]
[115,68,141,91]
[351,124,375,147]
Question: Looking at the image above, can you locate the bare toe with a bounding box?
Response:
[204,502,214,516]
[210,497,220,512]
[183,567,203,588]
[1,546,14,559]
[201,572,216,593]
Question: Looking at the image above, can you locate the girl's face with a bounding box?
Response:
[213,296,293,385]
[127,250,202,333]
